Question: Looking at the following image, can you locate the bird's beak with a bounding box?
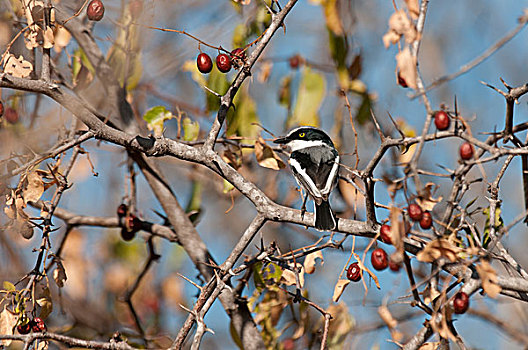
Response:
[273,136,289,144]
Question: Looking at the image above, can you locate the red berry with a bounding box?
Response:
[17,323,31,334]
[117,204,128,217]
[459,142,474,160]
[87,0,105,21]
[389,259,401,272]
[289,55,301,69]
[216,53,232,73]
[380,224,392,244]
[420,211,433,229]
[453,291,469,314]
[4,107,18,124]
[0,101,4,117]
[346,262,361,282]
[371,248,389,271]
[408,203,423,222]
[31,317,46,333]
[230,48,246,69]
[434,111,450,131]
[282,338,295,350]
[397,72,408,88]
[197,53,213,74]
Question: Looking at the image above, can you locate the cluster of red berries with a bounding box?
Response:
[117,204,142,241]
[17,317,46,334]
[346,247,401,283]
[87,0,105,21]
[196,48,246,74]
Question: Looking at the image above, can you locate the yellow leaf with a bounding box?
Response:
[322,0,344,36]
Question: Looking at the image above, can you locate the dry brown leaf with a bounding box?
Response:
[383,10,417,48]
[476,260,501,298]
[416,238,462,263]
[36,286,53,319]
[3,54,34,78]
[419,342,441,350]
[43,26,54,49]
[304,250,323,274]
[36,340,49,350]
[404,0,420,19]
[280,263,304,288]
[389,206,405,253]
[416,182,443,211]
[422,283,441,305]
[257,61,272,83]
[355,258,381,289]
[23,171,45,203]
[430,304,457,342]
[232,0,251,4]
[53,25,71,52]
[396,47,417,90]
[378,305,397,329]
[53,260,67,288]
[0,307,17,347]
[255,137,286,170]
[332,279,350,302]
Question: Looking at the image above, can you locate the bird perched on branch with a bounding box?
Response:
[274,126,340,231]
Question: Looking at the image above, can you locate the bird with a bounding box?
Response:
[274,126,340,231]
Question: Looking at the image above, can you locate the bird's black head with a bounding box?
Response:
[273,126,334,147]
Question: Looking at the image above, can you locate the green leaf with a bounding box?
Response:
[223,179,234,193]
[182,117,200,141]
[356,93,372,126]
[226,88,260,141]
[206,66,230,112]
[327,28,349,89]
[142,106,174,137]
[2,281,15,292]
[106,4,143,90]
[483,207,504,248]
[278,75,292,107]
[185,180,202,224]
[288,67,325,128]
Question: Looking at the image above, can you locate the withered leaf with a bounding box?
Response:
[53,260,67,288]
[416,238,462,263]
[0,307,17,346]
[416,182,443,211]
[36,287,53,319]
[396,47,417,90]
[255,137,285,170]
[404,0,420,19]
[475,260,501,298]
[378,305,397,329]
[3,54,34,78]
[257,61,272,83]
[332,279,350,303]
[303,250,323,274]
[383,10,417,48]
[280,263,304,288]
[23,171,45,203]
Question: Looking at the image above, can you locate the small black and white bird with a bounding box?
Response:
[274,126,340,231]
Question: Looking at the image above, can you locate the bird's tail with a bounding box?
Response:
[314,200,337,231]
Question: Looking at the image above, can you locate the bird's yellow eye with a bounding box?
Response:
[299,132,305,137]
